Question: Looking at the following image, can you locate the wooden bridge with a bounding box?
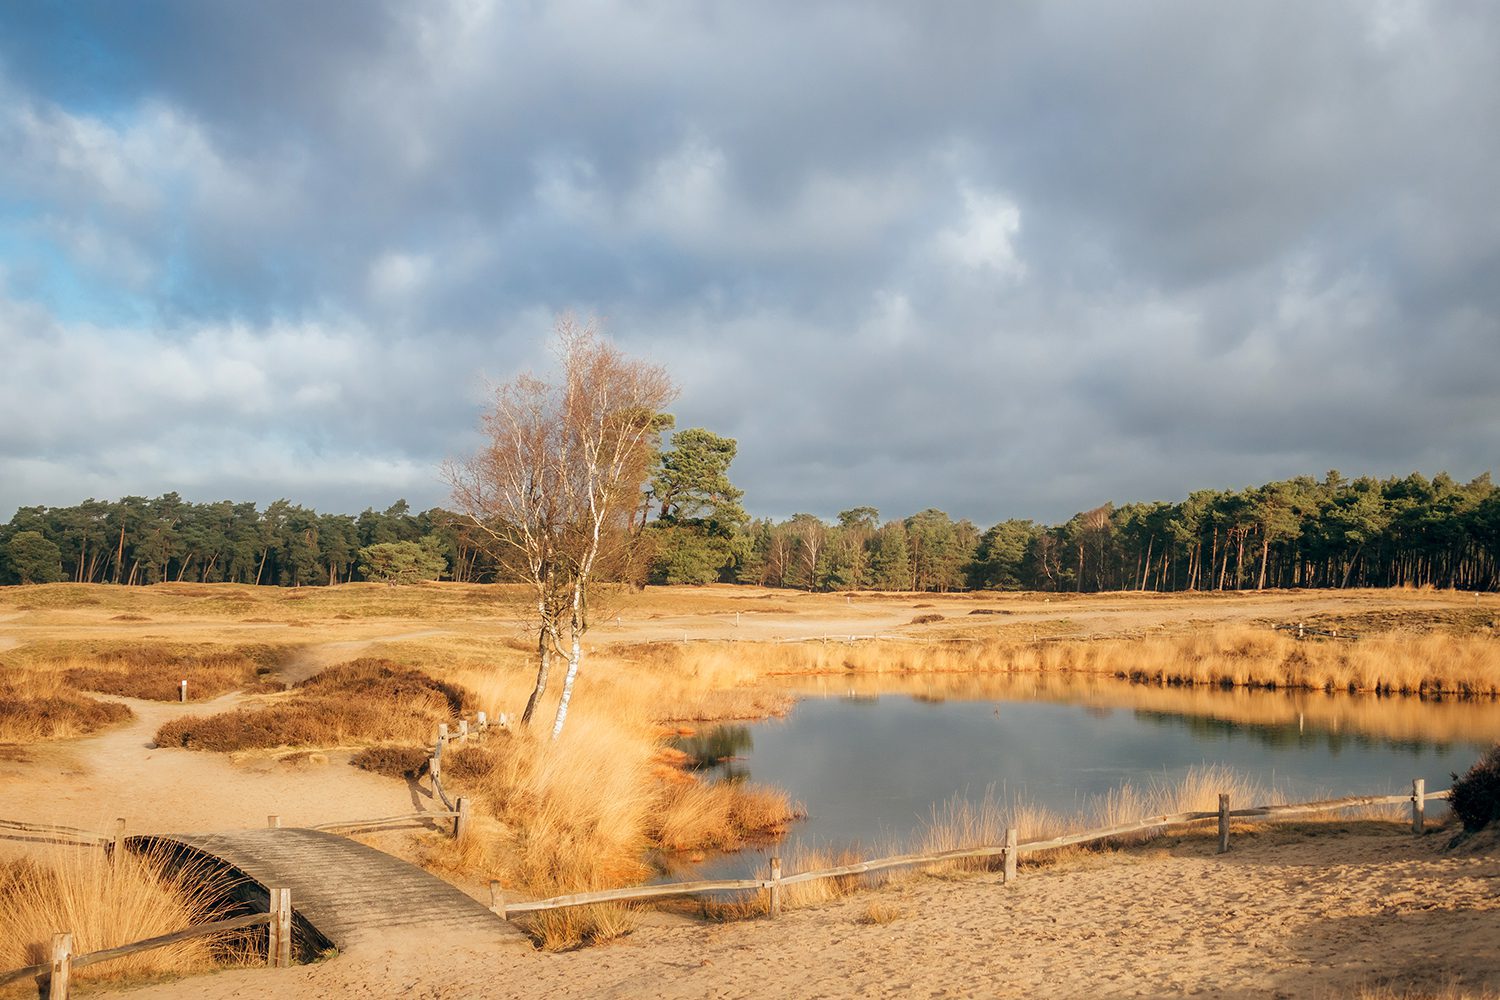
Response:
[132,828,525,953]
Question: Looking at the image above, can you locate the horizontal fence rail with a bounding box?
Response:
[492,782,1451,919]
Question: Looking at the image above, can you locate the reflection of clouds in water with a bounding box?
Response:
[682,683,1484,883]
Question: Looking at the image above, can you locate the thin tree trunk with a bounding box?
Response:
[115,524,126,584]
[1139,536,1153,591]
[1257,534,1271,590]
[521,626,553,726]
[551,594,585,739]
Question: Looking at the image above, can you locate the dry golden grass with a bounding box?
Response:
[0,846,235,992]
[654,780,800,851]
[0,666,132,744]
[1355,982,1500,1000]
[644,627,1500,696]
[153,659,472,751]
[858,900,904,924]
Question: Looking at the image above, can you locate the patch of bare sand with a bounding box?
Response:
[98,826,1499,1000]
[0,688,430,860]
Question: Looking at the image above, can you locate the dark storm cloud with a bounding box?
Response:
[1,0,1497,524]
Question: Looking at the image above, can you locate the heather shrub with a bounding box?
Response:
[1449,745,1500,832]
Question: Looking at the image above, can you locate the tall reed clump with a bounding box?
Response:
[0,847,232,988]
[0,666,132,744]
[471,719,657,949]
[644,629,1500,696]
[432,664,802,948]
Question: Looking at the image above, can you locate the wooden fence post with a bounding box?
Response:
[476,711,487,735]
[429,755,441,784]
[438,723,449,744]
[1217,794,1230,854]
[459,720,470,742]
[48,932,71,1000]
[768,857,782,917]
[489,880,508,920]
[267,815,281,829]
[1003,827,1018,884]
[179,679,187,703]
[268,888,292,968]
[455,797,470,840]
[112,817,125,862]
[1411,778,1425,835]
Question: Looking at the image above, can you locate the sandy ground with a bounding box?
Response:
[96,825,1500,1000]
[3,586,1498,997]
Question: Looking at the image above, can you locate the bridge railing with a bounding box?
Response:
[0,888,293,999]
[490,779,1449,920]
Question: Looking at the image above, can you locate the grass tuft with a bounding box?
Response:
[0,846,236,988]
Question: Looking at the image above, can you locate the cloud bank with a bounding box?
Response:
[1,0,1496,523]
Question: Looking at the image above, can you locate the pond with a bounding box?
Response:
[668,674,1496,879]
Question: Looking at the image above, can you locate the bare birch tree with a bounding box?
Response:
[446,317,675,737]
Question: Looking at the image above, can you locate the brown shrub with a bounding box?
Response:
[910,613,945,625]
[0,667,133,744]
[350,744,430,779]
[154,659,474,752]
[62,646,284,701]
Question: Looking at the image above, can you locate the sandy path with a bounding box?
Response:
[0,693,423,855]
[101,826,1499,999]
[277,629,452,683]
[0,636,450,855]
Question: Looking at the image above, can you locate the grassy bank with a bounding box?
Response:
[638,627,1500,696]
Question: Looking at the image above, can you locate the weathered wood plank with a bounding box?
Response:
[69,913,274,970]
[310,811,457,832]
[504,878,770,913]
[48,933,70,1000]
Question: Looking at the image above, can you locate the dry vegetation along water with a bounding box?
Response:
[0,582,1497,996]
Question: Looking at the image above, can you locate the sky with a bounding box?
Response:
[2,0,1497,526]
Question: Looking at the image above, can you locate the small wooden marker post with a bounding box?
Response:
[455,797,470,840]
[437,723,449,744]
[48,932,71,1000]
[1412,778,1426,835]
[459,719,470,742]
[1217,794,1230,854]
[1003,827,1018,884]
[489,880,507,920]
[429,755,441,784]
[179,679,188,703]
[768,857,782,917]
[476,711,488,734]
[111,817,126,862]
[268,888,292,968]
[268,814,281,829]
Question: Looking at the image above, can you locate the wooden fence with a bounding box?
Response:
[0,888,292,999]
[490,780,1450,919]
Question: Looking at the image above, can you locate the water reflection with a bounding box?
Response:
[673,673,1494,880]
[673,725,755,782]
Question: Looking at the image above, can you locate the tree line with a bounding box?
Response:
[705,470,1499,593]
[3,471,1497,593]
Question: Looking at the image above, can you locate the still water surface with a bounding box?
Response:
[673,676,1495,877]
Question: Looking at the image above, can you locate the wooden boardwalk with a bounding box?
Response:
[133,828,523,952]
